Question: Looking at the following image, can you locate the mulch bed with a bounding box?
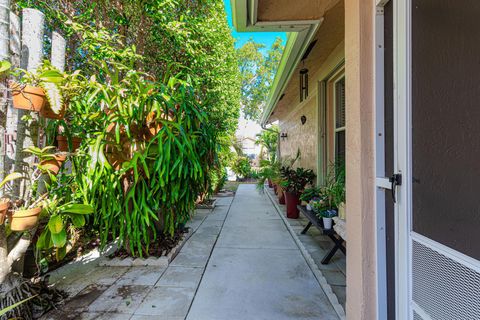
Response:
[109,227,187,259]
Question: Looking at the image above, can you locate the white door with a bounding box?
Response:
[394,1,480,319]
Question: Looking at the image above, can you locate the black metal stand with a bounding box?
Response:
[297,205,346,264]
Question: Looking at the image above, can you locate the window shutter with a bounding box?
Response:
[335,77,346,129]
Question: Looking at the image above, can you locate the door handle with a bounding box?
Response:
[389,173,402,203]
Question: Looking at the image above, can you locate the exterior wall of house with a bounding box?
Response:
[278,41,345,175]
[344,0,376,319]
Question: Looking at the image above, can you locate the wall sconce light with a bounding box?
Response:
[280,132,288,141]
[301,115,307,125]
[299,68,309,102]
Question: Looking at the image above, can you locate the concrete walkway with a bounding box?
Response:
[187,184,338,320]
[43,184,338,319]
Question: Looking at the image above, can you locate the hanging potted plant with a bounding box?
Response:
[0,172,23,225]
[10,61,64,113]
[25,146,67,176]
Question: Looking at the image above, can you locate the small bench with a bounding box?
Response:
[297,205,346,264]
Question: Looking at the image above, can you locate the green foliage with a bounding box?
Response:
[232,157,252,179]
[312,163,345,215]
[238,38,284,120]
[299,186,322,202]
[255,125,279,162]
[280,167,316,195]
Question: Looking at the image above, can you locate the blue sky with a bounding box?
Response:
[224,0,286,49]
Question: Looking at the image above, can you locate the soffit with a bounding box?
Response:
[268,1,345,123]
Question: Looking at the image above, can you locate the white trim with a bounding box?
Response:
[394,0,413,319]
[412,301,433,320]
[411,232,480,274]
[333,75,346,162]
[374,6,388,320]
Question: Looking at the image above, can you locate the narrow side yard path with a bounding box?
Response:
[43,184,338,319]
[186,184,338,320]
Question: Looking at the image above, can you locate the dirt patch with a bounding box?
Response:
[109,227,187,259]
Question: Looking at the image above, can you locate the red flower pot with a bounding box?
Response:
[284,191,300,219]
[278,188,286,205]
[273,184,278,195]
[267,179,273,188]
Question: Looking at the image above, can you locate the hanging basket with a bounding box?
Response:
[40,102,66,119]
[10,206,42,231]
[39,154,67,175]
[11,83,47,112]
[57,136,82,152]
[0,199,10,225]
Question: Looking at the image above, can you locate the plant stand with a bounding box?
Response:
[297,205,346,264]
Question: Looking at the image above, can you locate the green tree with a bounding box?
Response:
[237,37,284,120]
[256,125,279,162]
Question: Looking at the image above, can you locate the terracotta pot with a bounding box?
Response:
[11,84,46,112]
[273,184,278,195]
[10,206,42,231]
[39,154,67,175]
[57,136,82,152]
[0,199,10,225]
[40,102,66,119]
[278,188,286,205]
[284,191,300,219]
[267,179,273,188]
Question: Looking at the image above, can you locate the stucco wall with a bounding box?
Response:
[279,97,318,171]
[345,0,377,319]
[277,41,344,175]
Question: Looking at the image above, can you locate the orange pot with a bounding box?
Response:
[10,206,42,231]
[57,136,82,152]
[39,154,67,175]
[0,199,10,225]
[40,103,66,119]
[11,84,46,112]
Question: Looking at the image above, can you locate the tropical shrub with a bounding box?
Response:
[232,157,252,179]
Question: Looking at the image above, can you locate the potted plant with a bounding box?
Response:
[25,146,67,176]
[10,61,64,114]
[281,167,316,219]
[320,208,338,229]
[0,173,23,225]
[300,186,321,210]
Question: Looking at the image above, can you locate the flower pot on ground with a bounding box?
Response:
[11,83,46,112]
[0,199,10,225]
[273,184,278,195]
[280,166,316,218]
[10,206,42,231]
[284,191,301,219]
[277,186,286,204]
[267,179,273,188]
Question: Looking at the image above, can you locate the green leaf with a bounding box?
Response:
[0,295,37,316]
[48,215,64,234]
[51,229,67,248]
[0,172,22,189]
[60,203,94,215]
[70,214,86,228]
[0,60,11,75]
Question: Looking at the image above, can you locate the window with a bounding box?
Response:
[334,77,346,166]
